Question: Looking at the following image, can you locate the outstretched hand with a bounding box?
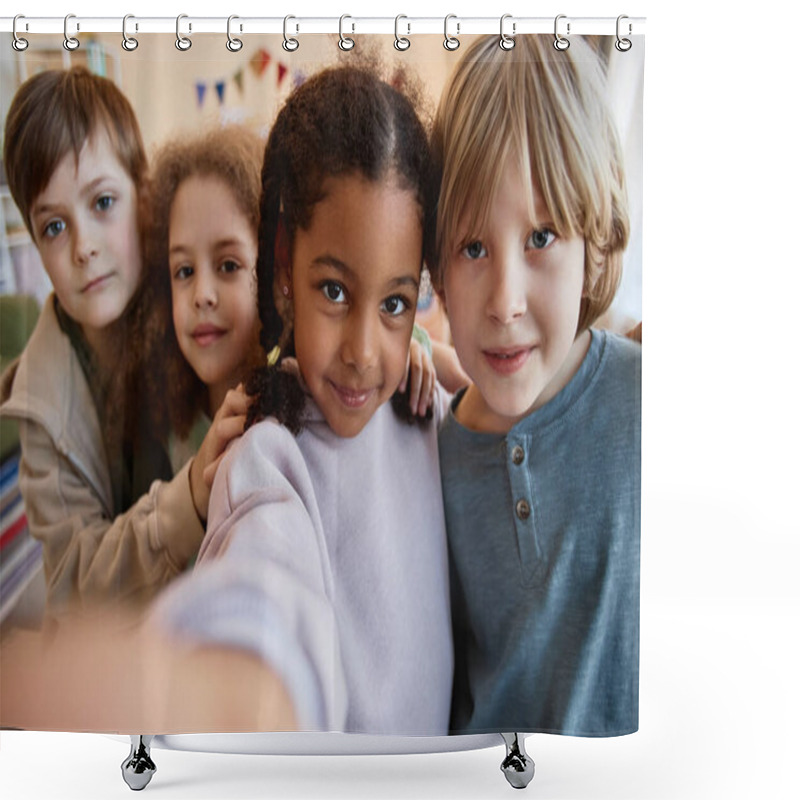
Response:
[0,608,297,733]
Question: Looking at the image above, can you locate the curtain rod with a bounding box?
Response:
[1,16,646,37]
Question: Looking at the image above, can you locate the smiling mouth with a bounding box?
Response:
[483,346,534,375]
[328,380,376,409]
[192,325,226,347]
[81,273,113,293]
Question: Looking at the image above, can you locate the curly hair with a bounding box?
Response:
[137,124,264,441]
[246,64,438,433]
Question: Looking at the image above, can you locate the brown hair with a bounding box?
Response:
[137,125,264,441]
[431,35,630,332]
[246,65,437,432]
[4,67,152,447]
[3,66,148,239]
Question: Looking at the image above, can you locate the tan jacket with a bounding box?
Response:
[0,295,204,616]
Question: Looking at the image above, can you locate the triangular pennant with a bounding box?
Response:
[195,82,207,108]
[233,69,245,94]
[293,71,306,90]
[277,63,288,87]
[250,48,271,78]
[215,81,225,104]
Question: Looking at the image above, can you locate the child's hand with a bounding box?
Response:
[626,321,642,343]
[189,385,250,521]
[399,337,436,417]
[0,608,297,733]
[431,340,471,395]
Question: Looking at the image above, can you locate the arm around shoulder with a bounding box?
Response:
[17,418,205,614]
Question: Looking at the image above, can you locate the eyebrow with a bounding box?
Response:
[169,237,250,257]
[31,176,116,219]
[310,255,419,291]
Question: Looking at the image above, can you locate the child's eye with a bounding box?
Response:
[174,265,194,280]
[381,295,410,317]
[42,219,66,239]
[527,228,556,250]
[219,259,240,274]
[462,240,487,260]
[321,281,346,304]
[95,195,115,212]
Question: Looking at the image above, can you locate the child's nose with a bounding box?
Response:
[193,272,218,309]
[341,311,378,373]
[72,224,99,265]
[487,256,527,324]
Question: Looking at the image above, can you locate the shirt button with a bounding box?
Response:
[515,499,531,521]
[511,445,525,465]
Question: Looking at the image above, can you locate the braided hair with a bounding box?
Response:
[245,65,437,433]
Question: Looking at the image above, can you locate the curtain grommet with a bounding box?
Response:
[499,14,515,50]
[12,14,29,51]
[554,14,570,51]
[615,15,633,52]
[394,15,410,51]
[282,15,299,52]
[226,14,243,52]
[63,13,80,51]
[443,14,460,51]
[339,14,355,51]
[176,14,192,51]
[122,14,139,51]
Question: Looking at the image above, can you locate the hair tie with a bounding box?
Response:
[267,345,281,366]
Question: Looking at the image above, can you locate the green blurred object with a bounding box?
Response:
[0,294,40,461]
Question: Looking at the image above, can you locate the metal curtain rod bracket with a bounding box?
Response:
[0,15,646,37]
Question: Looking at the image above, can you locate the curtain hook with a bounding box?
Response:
[12,14,29,51]
[554,14,570,51]
[122,14,139,51]
[176,13,192,51]
[227,14,243,52]
[339,14,355,51]
[443,14,460,51]
[63,13,80,51]
[394,14,410,51]
[615,15,632,52]
[283,15,299,51]
[499,14,515,50]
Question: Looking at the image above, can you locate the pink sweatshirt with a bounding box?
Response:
[155,374,453,734]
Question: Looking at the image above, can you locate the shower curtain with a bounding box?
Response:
[0,24,644,744]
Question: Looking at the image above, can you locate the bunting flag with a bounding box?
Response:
[277,63,288,87]
[233,69,245,95]
[192,50,304,109]
[250,49,271,78]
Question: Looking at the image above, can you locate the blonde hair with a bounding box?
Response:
[431,35,630,331]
